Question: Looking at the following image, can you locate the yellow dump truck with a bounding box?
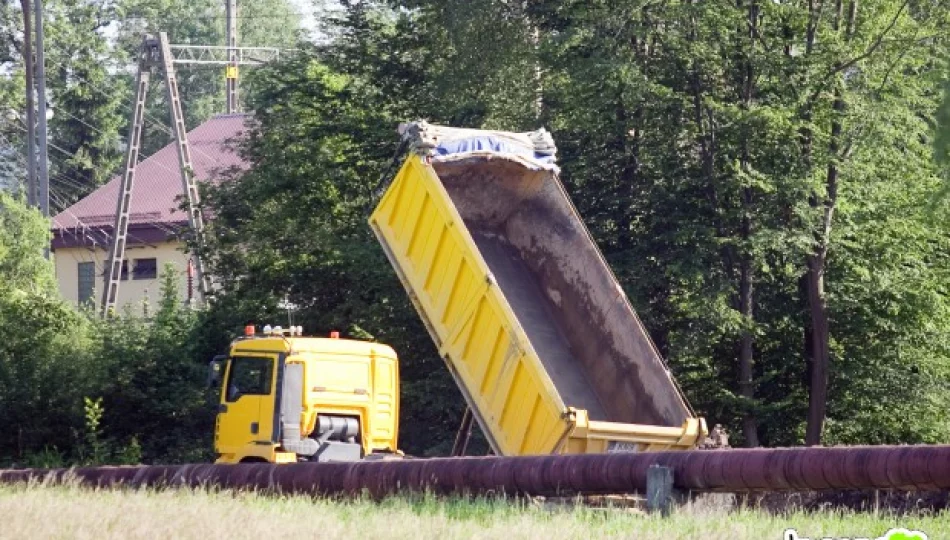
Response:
[369,122,707,456]
[210,122,705,464]
[209,328,399,463]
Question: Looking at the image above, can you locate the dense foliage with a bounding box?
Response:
[0,0,949,464]
[0,193,210,465]
[0,0,302,204]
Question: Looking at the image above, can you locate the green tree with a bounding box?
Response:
[42,0,127,203]
[773,0,950,444]
[0,190,56,292]
[89,263,213,463]
[0,192,98,463]
[392,0,543,128]
[0,1,129,203]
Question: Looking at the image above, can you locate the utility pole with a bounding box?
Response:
[102,33,213,316]
[34,0,50,220]
[20,0,36,207]
[225,0,238,113]
[101,30,287,315]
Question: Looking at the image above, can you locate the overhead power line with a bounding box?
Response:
[43,54,231,170]
[42,18,283,314]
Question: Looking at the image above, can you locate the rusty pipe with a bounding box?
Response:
[2,445,949,497]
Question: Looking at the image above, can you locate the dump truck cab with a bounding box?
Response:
[209,327,399,463]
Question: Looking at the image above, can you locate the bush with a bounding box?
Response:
[85,264,215,464]
[0,243,216,465]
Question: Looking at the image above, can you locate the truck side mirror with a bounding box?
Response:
[207,355,227,389]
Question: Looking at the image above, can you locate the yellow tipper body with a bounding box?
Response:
[369,129,706,456]
[214,335,399,463]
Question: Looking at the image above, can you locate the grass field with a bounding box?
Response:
[0,483,945,540]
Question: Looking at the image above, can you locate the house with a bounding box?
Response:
[51,113,250,312]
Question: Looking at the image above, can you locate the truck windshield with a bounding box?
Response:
[226,357,274,402]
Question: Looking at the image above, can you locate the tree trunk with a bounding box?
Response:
[615,98,642,251]
[739,251,758,446]
[799,0,818,162]
[804,96,840,446]
[687,5,715,190]
[803,0,852,446]
[738,0,760,447]
[529,23,542,120]
[804,253,830,445]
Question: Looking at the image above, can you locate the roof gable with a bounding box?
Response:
[52,113,251,235]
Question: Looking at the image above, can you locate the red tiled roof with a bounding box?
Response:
[52,113,251,232]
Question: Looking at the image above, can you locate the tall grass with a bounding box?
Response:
[0,483,945,540]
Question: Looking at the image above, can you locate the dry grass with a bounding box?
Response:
[0,483,947,540]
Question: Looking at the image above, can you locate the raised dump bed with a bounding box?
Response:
[369,122,706,456]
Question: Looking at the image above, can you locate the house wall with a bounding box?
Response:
[53,240,195,314]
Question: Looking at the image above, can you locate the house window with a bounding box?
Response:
[120,259,129,281]
[77,262,95,306]
[133,258,157,280]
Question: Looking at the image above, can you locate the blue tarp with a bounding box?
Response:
[434,135,556,165]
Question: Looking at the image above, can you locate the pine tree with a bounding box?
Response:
[44,0,126,201]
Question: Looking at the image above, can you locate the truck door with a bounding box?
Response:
[217,355,280,454]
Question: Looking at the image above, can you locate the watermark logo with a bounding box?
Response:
[783,527,927,540]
